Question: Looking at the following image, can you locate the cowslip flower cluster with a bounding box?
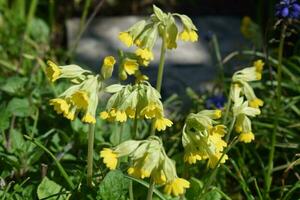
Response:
[231,60,264,143]
[276,0,300,19]
[182,109,228,168]
[118,51,149,82]
[46,56,116,124]
[100,82,172,131]
[100,136,190,196]
[118,5,198,77]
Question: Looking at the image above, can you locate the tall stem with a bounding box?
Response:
[87,123,95,187]
[265,24,286,196]
[155,28,168,93]
[150,28,168,137]
[146,179,155,200]
[211,34,225,90]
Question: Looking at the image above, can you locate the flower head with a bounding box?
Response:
[46,60,90,82]
[182,109,228,168]
[100,148,118,170]
[119,32,133,47]
[101,83,172,131]
[49,74,100,124]
[276,0,300,19]
[100,136,189,196]
[164,178,190,196]
[101,56,116,80]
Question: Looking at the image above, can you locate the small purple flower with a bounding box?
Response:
[206,95,226,109]
[276,0,300,19]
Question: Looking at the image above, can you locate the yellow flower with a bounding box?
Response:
[49,98,69,116]
[46,61,61,82]
[214,109,222,119]
[254,59,264,73]
[100,148,118,170]
[239,132,255,143]
[127,167,150,179]
[179,30,190,41]
[153,170,167,185]
[208,153,228,168]
[249,98,264,108]
[65,107,76,120]
[164,178,190,196]
[126,108,136,119]
[135,48,154,61]
[100,111,109,119]
[101,56,116,80]
[154,117,173,131]
[118,32,133,47]
[184,151,202,164]
[104,56,116,66]
[123,59,139,75]
[82,113,96,124]
[71,90,89,109]
[135,73,149,83]
[115,110,127,122]
[140,103,162,119]
[240,16,252,38]
[179,30,198,42]
[189,30,198,42]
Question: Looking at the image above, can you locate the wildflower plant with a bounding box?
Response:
[44,5,266,200]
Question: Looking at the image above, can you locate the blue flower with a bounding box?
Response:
[276,0,300,19]
[206,95,226,109]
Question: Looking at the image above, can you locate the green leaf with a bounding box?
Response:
[0,103,10,131]
[28,18,49,43]
[202,189,222,200]
[0,76,27,95]
[97,170,130,200]
[37,177,67,200]
[186,177,203,200]
[10,129,25,153]
[7,98,34,117]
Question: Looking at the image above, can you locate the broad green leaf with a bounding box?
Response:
[10,129,25,153]
[0,76,27,95]
[186,177,203,200]
[202,189,222,200]
[28,18,49,43]
[97,170,129,200]
[7,98,34,117]
[37,177,67,200]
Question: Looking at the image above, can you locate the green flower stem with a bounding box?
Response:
[150,28,168,137]
[24,135,75,190]
[211,34,225,90]
[155,28,168,93]
[129,180,134,200]
[265,24,287,196]
[146,179,155,200]
[87,123,95,187]
[25,0,38,35]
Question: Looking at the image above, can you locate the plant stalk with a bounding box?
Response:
[87,123,95,187]
[265,24,286,196]
[155,28,168,93]
[146,179,155,200]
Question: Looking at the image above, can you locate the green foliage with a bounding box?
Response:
[0,1,300,200]
[37,176,68,200]
[97,170,129,200]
